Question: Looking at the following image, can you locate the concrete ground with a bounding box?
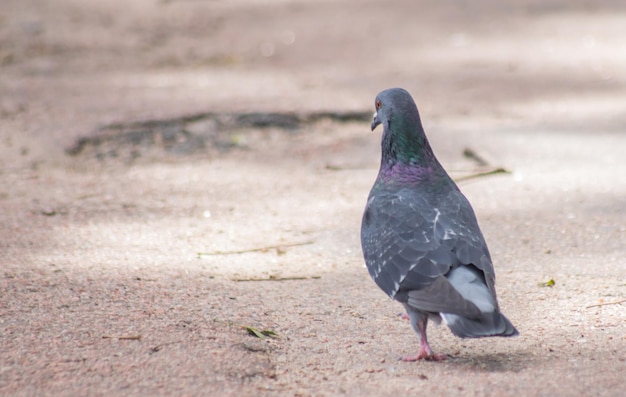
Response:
[1,0,625,396]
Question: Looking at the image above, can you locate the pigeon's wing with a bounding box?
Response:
[361,188,496,317]
[435,189,498,298]
[361,190,453,298]
[432,190,520,337]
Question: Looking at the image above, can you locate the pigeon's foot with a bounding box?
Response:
[401,336,449,362]
[398,312,410,320]
[401,309,448,361]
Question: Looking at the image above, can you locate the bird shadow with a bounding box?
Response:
[445,351,532,373]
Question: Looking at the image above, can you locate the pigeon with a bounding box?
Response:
[361,88,518,361]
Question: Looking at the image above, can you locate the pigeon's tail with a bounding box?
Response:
[441,311,518,338]
[440,266,519,338]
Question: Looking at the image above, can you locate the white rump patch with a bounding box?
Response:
[447,267,495,313]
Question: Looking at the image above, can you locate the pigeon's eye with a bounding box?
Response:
[375,100,382,110]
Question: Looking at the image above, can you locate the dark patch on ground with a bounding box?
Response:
[65,111,371,161]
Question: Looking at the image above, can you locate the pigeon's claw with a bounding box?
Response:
[401,332,449,362]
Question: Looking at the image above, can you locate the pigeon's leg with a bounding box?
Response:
[402,307,448,362]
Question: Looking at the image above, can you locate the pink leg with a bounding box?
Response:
[402,310,448,362]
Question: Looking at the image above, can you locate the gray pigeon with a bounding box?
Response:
[361,88,518,361]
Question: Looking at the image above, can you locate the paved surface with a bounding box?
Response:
[1,1,625,396]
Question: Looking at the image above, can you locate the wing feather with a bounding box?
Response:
[361,187,496,305]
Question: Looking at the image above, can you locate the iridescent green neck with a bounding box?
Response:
[380,117,434,167]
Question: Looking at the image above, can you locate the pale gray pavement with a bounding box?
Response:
[1,1,625,396]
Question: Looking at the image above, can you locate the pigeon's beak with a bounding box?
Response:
[371,112,381,131]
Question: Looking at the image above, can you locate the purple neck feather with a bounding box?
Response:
[378,162,434,185]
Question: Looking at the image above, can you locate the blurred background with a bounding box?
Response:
[2,0,625,149]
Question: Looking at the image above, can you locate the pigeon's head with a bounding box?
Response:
[371,88,421,132]
[370,88,434,166]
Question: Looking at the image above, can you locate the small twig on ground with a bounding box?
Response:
[455,167,510,183]
[102,335,142,340]
[325,164,373,171]
[234,275,321,282]
[585,299,626,309]
[197,240,314,257]
[463,147,491,167]
[150,340,183,353]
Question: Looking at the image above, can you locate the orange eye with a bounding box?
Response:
[375,100,382,110]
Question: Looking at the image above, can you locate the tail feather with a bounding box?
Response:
[441,311,518,338]
[442,265,519,338]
